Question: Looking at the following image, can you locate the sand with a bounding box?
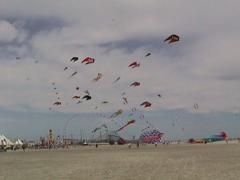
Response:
[0,143,240,180]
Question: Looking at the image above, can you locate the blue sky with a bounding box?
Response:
[0,0,240,140]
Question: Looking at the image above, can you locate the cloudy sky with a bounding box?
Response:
[0,0,240,140]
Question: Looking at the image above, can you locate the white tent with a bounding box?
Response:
[0,134,14,146]
[15,139,23,146]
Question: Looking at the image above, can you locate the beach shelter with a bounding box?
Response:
[0,134,14,146]
[15,139,24,146]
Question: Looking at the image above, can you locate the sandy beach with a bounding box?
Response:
[1,143,240,180]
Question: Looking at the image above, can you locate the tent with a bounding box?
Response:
[0,134,14,149]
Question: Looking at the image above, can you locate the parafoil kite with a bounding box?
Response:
[116,120,136,132]
[123,97,128,104]
[92,124,108,133]
[128,62,140,68]
[82,95,91,100]
[145,53,151,57]
[82,57,95,65]
[110,109,123,119]
[70,57,79,62]
[53,101,62,105]
[113,77,120,83]
[164,34,180,44]
[72,96,80,99]
[102,101,109,104]
[130,82,140,87]
[140,101,151,108]
[70,71,77,77]
[194,103,199,110]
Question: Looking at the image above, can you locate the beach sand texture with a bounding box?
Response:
[0,144,240,180]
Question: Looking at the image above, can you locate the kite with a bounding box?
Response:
[64,67,68,71]
[82,95,91,100]
[116,120,136,132]
[70,71,77,77]
[140,129,164,144]
[164,34,180,44]
[145,53,151,57]
[70,57,79,62]
[110,109,123,118]
[76,87,80,90]
[123,97,128,104]
[194,103,199,110]
[128,62,140,68]
[93,73,103,82]
[113,77,120,83]
[82,57,95,65]
[92,124,108,133]
[72,96,80,99]
[140,101,151,108]
[53,101,62,105]
[102,101,109,104]
[130,82,140,87]
[157,94,162,98]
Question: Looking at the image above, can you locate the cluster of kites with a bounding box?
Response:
[46,34,199,143]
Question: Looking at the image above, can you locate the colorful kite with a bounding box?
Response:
[140,129,164,144]
[116,120,136,132]
[82,57,95,65]
[128,61,140,68]
[140,101,151,108]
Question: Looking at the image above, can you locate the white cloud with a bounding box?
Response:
[0,20,18,43]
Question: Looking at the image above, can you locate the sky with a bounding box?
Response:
[0,0,240,141]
